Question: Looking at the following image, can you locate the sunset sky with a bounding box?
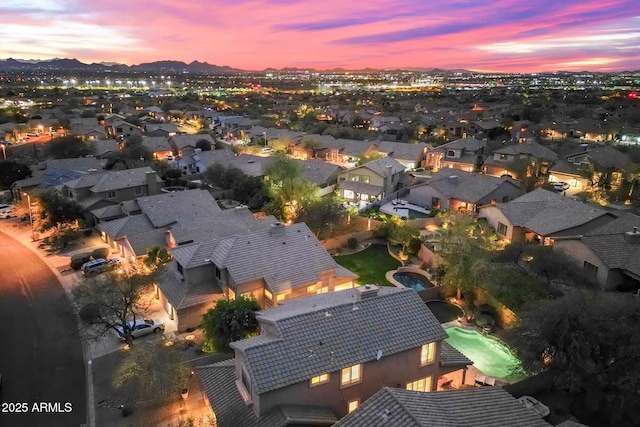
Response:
[1,0,639,72]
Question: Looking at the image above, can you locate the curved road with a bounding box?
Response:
[0,230,86,426]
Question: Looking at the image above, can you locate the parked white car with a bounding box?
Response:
[115,319,165,340]
[0,208,15,219]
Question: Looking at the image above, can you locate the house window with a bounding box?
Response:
[107,190,117,199]
[241,366,252,400]
[431,197,440,210]
[176,262,183,275]
[343,190,355,200]
[264,289,273,301]
[310,373,329,387]
[215,265,221,279]
[307,285,316,293]
[317,286,329,294]
[502,195,509,203]
[361,175,370,184]
[349,174,360,182]
[421,343,435,366]
[334,283,353,292]
[347,399,360,414]
[134,186,143,196]
[341,364,362,387]
[406,376,433,392]
[497,222,508,236]
[447,150,455,157]
[276,293,286,302]
[583,261,599,278]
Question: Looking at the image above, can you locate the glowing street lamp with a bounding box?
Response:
[1,143,6,160]
[22,192,35,241]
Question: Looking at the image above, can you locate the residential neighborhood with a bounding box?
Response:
[0,64,639,427]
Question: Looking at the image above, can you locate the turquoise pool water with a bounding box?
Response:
[445,326,525,381]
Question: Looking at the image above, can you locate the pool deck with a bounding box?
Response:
[379,199,431,217]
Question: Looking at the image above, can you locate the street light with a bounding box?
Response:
[1,143,5,160]
[23,192,35,241]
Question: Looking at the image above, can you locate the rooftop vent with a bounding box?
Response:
[448,175,458,183]
[270,222,286,237]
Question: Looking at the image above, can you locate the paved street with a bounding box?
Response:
[0,229,87,426]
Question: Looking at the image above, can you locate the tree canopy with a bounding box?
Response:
[263,154,319,222]
[35,191,84,231]
[73,271,155,346]
[201,296,261,352]
[46,135,95,159]
[510,291,640,426]
[0,159,31,189]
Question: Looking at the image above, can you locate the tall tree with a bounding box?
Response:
[0,160,31,189]
[297,195,347,239]
[46,135,95,159]
[263,154,319,222]
[201,296,261,352]
[35,191,84,232]
[434,212,497,300]
[511,291,640,426]
[73,271,155,346]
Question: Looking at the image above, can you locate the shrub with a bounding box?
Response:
[70,252,93,270]
[347,237,358,249]
[91,247,110,259]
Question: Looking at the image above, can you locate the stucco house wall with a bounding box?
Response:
[254,343,442,418]
[553,239,615,290]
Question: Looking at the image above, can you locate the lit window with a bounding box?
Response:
[341,364,362,387]
[421,343,435,366]
[264,289,273,300]
[310,373,329,387]
[276,293,285,302]
[343,189,355,200]
[334,283,353,292]
[317,286,329,294]
[347,399,360,413]
[406,376,432,392]
[307,285,316,293]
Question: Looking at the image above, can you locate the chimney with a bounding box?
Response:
[270,222,286,237]
[355,284,379,301]
[146,170,160,195]
[624,226,640,244]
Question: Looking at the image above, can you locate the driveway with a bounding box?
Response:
[0,229,87,426]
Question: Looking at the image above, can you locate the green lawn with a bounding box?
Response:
[334,244,401,286]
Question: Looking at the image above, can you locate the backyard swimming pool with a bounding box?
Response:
[392,271,435,291]
[445,326,525,382]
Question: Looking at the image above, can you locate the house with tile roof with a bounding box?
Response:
[408,169,523,213]
[426,137,485,173]
[554,213,640,291]
[10,157,107,198]
[376,141,428,170]
[57,166,163,218]
[479,188,616,245]
[196,285,472,425]
[337,157,405,209]
[169,134,215,158]
[548,146,639,196]
[161,222,357,330]
[334,386,584,427]
[484,140,558,179]
[94,189,223,261]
